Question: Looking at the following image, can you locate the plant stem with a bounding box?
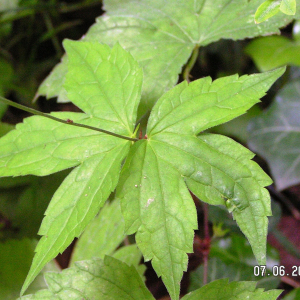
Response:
[42,11,63,58]
[183,45,200,82]
[0,96,138,142]
[202,202,210,285]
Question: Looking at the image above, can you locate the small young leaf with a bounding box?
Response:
[248,78,300,190]
[245,36,300,72]
[280,0,296,15]
[18,256,154,300]
[181,278,282,300]
[36,54,69,103]
[255,0,281,23]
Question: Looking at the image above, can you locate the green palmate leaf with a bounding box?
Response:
[117,140,198,300]
[38,0,296,116]
[181,279,282,300]
[18,256,155,300]
[248,78,300,190]
[116,68,285,299]
[70,198,125,264]
[280,0,296,15]
[245,36,300,72]
[0,41,143,294]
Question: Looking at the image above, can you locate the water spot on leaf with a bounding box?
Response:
[146,198,154,207]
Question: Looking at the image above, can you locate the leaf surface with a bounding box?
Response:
[18,256,155,300]
[147,68,286,136]
[21,142,130,295]
[116,68,284,299]
[245,36,300,71]
[248,78,300,190]
[0,112,126,177]
[150,132,272,264]
[63,40,142,136]
[38,0,296,116]
[181,278,282,300]
[70,198,125,264]
[113,244,146,279]
[255,0,281,23]
[280,0,296,15]
[117,140,198,300]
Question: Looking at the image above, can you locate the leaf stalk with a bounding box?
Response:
[183,45,200,82]
[0,96,138,142]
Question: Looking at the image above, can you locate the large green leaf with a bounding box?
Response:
[0,41,142,294]
[18,256,155,300]
[38,0,296,115]
[181,278,282,300]
[116,68,284,299]
[0,38,285,299]
[0,112,128,177]
[248,78,300,190]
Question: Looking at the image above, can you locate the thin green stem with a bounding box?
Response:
[0,96,138,142]
[183,45,200,82]
[42,11,63,58]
